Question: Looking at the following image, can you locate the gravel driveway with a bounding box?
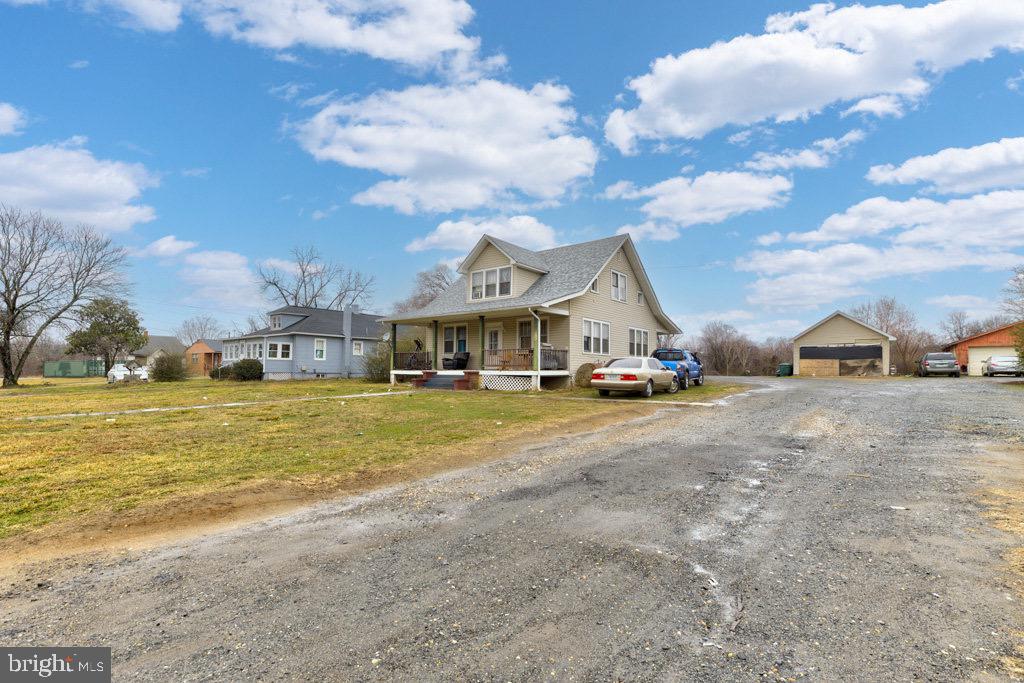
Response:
[3,378,1022,681]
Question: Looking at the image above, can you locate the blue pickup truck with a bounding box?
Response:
[652,348,705,390]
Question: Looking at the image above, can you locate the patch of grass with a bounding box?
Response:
[0,391,642,540]
[553,380,746,402]
[0,377,392,420]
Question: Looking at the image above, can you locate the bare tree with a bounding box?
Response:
[0,207,127,387]
[174,314,226,346]
[393,263,456,314]
[697,321,756,376]
[939,310,972,343]
[1004,267,1024,319]
[257,245,374,310]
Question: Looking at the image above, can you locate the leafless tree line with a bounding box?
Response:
[256,245,375,311]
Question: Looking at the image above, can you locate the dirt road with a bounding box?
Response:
[3,378,1022,681]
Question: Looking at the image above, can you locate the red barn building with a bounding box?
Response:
[942,321,1022,376]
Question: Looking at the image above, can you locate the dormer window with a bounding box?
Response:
[271,315,281,330]
[471,266,512,300]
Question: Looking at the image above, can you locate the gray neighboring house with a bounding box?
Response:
[221,305,384,380]
[126,335,187,368]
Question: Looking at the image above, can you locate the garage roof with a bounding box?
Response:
[793,311,896,342]
[942,319,1023,350]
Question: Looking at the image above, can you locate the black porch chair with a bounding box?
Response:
[442,351,470,370]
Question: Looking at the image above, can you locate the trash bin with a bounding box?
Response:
[776,363,793,377]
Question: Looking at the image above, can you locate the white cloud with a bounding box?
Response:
[180,249,265,310]
[743,130,864,172]
[790,190,1024,247]
[296,79,597,214]
[738,242,1021,308]
[68,59,90,69]
[311,204,339,221]
[1009,70,1024,91]
[406,214,557,252]
[605,0,1024,153]
[0,137,158,230]
[606,171,792,233]
[756,231,783,246]
[867,136,1024,194]
[21,0,496,76]
[841,94,905,118]
[181,166,210,178]
[0,102,26,135]
[615,221,683,242]
[133,235,197,258]
[926,294,990,309]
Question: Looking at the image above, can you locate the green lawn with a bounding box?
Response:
[555,379,746,402]
[0,376,393,419]
[0,380,657,541]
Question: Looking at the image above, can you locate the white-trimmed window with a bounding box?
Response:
[486,328,501,351]
[279,343,292,360]
[444,325,467,354]
[352,340,364,356]
[611,271,627,302]
[583,319,610,355]
[255,343,263,359]
[637,290,645,306]
[271,316,281,330]
[314,338,327,360]
[268,343,278,359]
[471,266,512,299]
[589,277,599,293]
[629,328,649,357]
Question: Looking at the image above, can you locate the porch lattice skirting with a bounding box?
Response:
[482,375,532,391]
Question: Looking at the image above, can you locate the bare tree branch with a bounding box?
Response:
[174,315,226,346]
[257,245,374,310]
[393,263,455,314]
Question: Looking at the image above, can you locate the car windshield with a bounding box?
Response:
[607,358,643,368]
[925,353,956,360]
[992,356,1019,362]
[654,350,684,361]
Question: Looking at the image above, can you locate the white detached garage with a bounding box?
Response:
[792,311,895,377]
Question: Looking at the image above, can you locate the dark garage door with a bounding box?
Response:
[799,345,883,376]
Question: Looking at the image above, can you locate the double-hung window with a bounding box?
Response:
[314,338,326,360]
[471,266,512,299]
[517,319,548,349]
[629,328,649,357]
[583,319,610,355]
[611,271,627,302]
[279,343,292,360]
[444,325,468,354]
[268,343,278,359]
[352,341,364,356]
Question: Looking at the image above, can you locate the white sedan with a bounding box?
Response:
[982,356,1021,377]
[107,363,148,383]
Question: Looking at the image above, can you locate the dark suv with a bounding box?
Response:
[915,352,961,377]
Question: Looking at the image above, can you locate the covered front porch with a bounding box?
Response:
[387,307,572,390]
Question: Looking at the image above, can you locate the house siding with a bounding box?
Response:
[511,267,542,297]
[224,334,377,379]
[566,248,667,372]
[792,317,891,375]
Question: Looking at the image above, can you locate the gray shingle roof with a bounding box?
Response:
[199,338,223,353]
[485,235,550,273]
[133,335,186,357]
[233,306,383,339]
[387,234,629,321]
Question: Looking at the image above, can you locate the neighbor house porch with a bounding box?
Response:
[389,309,572,390]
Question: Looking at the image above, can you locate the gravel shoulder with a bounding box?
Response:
[2,377,1021,681]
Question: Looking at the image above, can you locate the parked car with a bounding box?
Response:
[591,357,679,397]
[651,348,705,389]
[982,355,1022,377]
[107,363,148,383]
[915,352,961,377]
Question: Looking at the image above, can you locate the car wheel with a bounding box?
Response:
[598,389,610,397]
[694,372,704,386]
[642,380,653,398]
[680,373,689,390]
[954,372,961,378]
[667,376,680,394]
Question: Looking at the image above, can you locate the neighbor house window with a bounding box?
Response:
[314,338,327,360]
[352,340,364,356]
[256,344,262,359]
[271,316,281,330]
[611,271,627,302]
[471,267,512,299]
[629,328,649,357]
[583,319,610,355]
[279,343,292,360]
[268,343,278,359]
[589,278,598,293]
[444,325,467,354]
[192,353,199,364]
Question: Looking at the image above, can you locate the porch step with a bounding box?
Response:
[422,376,457,389]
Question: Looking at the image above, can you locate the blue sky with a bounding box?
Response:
[2,0,1023,340]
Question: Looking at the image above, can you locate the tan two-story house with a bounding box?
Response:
[384,233,680,390]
